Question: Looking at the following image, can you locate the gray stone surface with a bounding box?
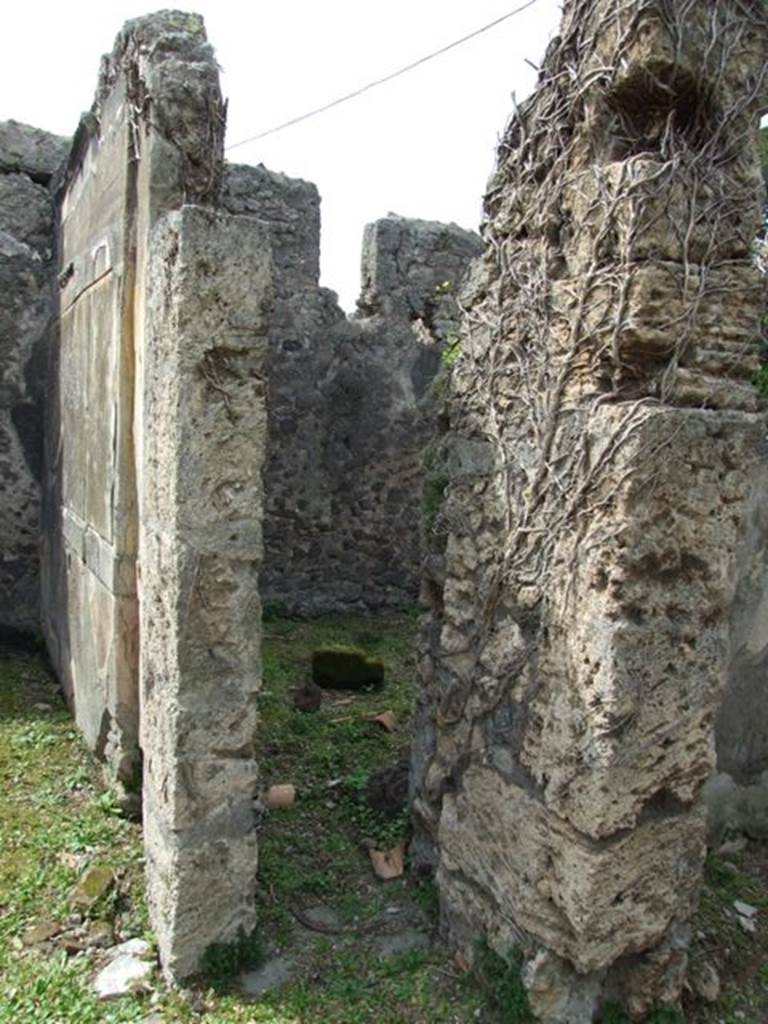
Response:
[357,215,482,323]
[0,174,56,255]
[523,949,603,1024]
[222,164,481,614]
[374,928,431,958]
[702,770,768,842]
[240,956,295,996]
[411,0,768,1019]
[94,952,154,1000]
[41,10,225,797]
[0,119,70,182]
[41,10,263,983]
[0,128,61,635]
[140,205,271,982]
[713,458,768,838]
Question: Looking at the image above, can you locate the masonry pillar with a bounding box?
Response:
[412,1,768,1018]
[140,206,271,979]
[42,10,225,799]
[42,11,270,978]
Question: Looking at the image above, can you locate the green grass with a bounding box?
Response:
[0,614,485,1023]
[0,655,148,1023]
[3,617,767,1023]
[471,944,532,1024]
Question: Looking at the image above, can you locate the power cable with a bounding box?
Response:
[226,0,540,151]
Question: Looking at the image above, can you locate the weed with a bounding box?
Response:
[345,768,370,792]
[755,362,768,399]
[647,1006,685,1024]
[704,853,742,902]
[601,1003,631,1024]
[199,926,264,989]
[440,334,461,369]
[472,942,533,1024]
[95,788,122,815]
[422,473,448,533]
[262,600,291,622]
[413,879,440,919]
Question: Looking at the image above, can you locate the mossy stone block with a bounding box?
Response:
[311,645,385,690]
[70,864,115,913]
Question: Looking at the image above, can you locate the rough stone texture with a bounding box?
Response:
[0,122,66,635]
[411,1,768,1018]
[707,449,768,838]
[222,164,481,614]
[0,120,71,183]
[140,205,270,981]
[93,939,154,1000]
[40,11,266,982]
[41,10,225,796]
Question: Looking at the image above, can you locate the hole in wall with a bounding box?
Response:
[603,63,716,161]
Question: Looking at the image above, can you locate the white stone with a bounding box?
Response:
[94,954,154,999]
[104,938,152,961]
[733,901,757,919]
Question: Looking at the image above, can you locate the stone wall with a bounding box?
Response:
[222,163,481,614]
[140,206,271,980]
[411,1,768,1019]
[6,0,767,1001]
[41,12,272,980]
[0,121,68,636]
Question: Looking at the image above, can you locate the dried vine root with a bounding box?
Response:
[414,1,768,1017]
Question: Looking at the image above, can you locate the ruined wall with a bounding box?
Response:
[222,163,481,614]
[412,1,768,1019]
[43,12,221,795]
[0,121,68,635]
[140,206,271,980]
[41,12,271,980]
[705,474,768,840]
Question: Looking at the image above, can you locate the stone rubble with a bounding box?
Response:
[93,939,155,1000]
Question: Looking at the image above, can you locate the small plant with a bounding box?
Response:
[199,926,264,989]
[413,878,440,918]
[422,474,448,534]
[440,334,461,369]
[346,767,370,792]
[262,600,291,622]
[601,1002,631,1024]
[754,361,768,399]
[704,853,742,902]
[341,769,411,849]
[472,942,533,1024]
[94,789,121,815]
[647,1005,684,1024]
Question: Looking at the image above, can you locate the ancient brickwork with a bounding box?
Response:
[412,1,768,1018]
[222,162,481,614]
[0,121,68,636]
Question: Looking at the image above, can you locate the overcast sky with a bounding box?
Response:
[1,0,562,309]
